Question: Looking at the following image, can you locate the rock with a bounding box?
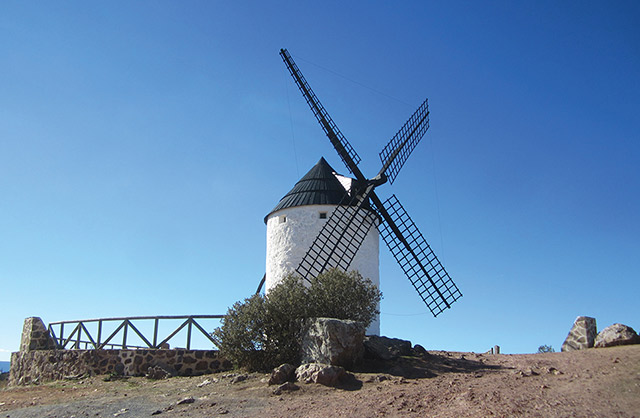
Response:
[268,363,296,385]
[314,365,345,386]
[517,368,539,377]
[273,381,299,395]
[363,336,413,360]
[561,316,597,352]
[114,363,125,375]
[295,363,345,387]
[146,364,176,380]
[300,318,365,369]
[594,324,640,348]
[197,379,212,387]
[296,363,322,383]
[230,374,248,384]
[364,374,389,383]
[176,397,195,405]
[412,344,429,357]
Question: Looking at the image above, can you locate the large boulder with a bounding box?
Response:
[295,363,345,387]
[363,335,413,360]
[594,324,640,348]
[561,316,597,352]
[300,318,365,369]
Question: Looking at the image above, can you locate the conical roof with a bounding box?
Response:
[265,157,350,223]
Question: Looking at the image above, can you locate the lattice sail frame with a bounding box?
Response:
[376,195,462,317]
[379,99,429,184]
[280,49,361,174]
[296,195,378,281]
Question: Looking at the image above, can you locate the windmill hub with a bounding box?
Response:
[370,173,388,187]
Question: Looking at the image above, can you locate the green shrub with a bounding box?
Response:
[306,269,381,325]
[210,294,267,371]
[537,344,555,353]
[212,269,381,371]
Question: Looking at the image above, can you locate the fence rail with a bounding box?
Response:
[48,315,224,350]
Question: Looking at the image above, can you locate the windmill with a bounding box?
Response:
[259,49,462,328]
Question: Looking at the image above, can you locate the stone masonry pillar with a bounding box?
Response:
[20,317,57,351]
[561,316,597,352]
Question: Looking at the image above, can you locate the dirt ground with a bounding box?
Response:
[1,345,639,418]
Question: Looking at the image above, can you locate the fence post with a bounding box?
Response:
[186,319,193,350]
[153,318,159,348]
[76,322,82,349]
[122,321,128,349]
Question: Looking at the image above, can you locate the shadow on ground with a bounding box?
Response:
[335,372,364,391]
[354,352,503,379]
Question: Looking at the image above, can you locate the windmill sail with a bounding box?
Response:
[296,193,378,281]
[379,99,430,184]
[280,49,362,176]
[376,194,462,316]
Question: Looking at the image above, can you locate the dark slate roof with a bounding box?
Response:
[265,157,351,223]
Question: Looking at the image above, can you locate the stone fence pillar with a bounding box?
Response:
[20,317,56,351]
[561,316,597,351]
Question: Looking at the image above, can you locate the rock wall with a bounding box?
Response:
[10,349,232,385]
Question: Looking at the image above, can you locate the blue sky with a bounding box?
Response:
[1,1,638,361]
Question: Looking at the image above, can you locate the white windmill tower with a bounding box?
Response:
[264,157,381,334]
[255,49,462,336]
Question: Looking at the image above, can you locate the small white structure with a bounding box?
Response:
[265,158,380,335]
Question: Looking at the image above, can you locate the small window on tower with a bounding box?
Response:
[279,215,287,224]
[319,212,327,219]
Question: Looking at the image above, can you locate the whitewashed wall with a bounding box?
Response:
[265,204,380,335]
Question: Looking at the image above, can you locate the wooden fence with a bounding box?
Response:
[48,315,224,350]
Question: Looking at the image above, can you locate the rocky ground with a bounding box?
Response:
[1,345,639,418]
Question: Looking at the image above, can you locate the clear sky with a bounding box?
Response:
[1,1,638,361]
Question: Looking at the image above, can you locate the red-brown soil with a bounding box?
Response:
[1,345,639,417]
